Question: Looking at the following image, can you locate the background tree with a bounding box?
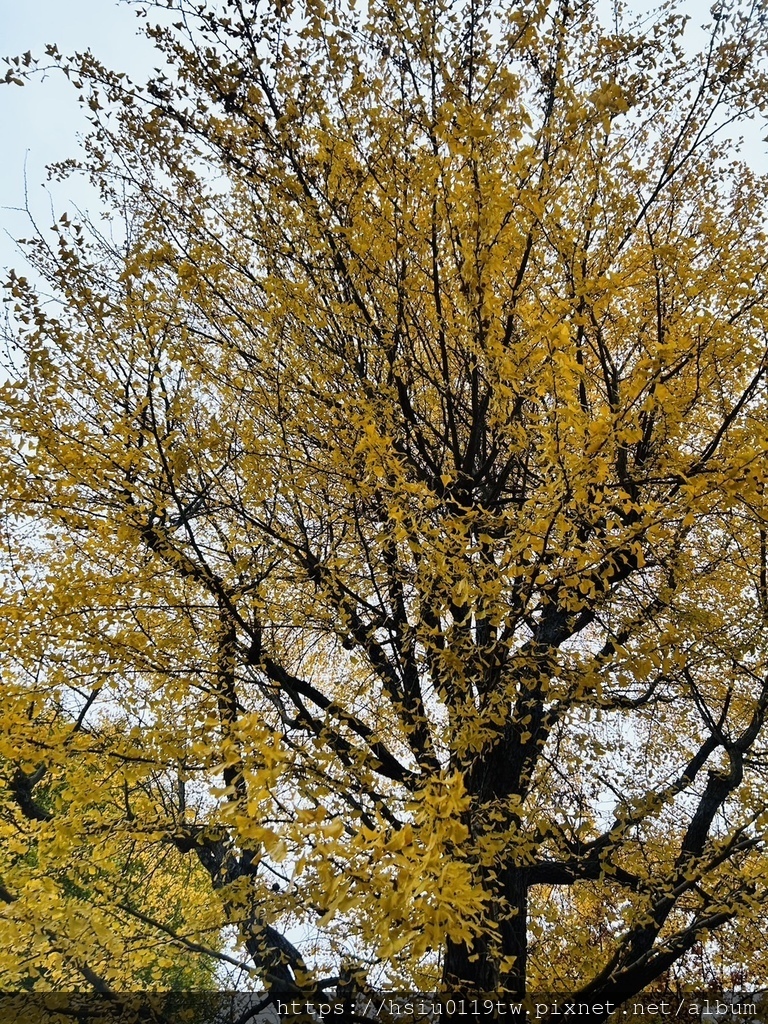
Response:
[3,0,768,1014]
[0,736,223,995]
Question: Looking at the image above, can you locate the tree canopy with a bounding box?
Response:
[3,0,768,1015]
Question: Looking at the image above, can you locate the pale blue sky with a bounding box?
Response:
[0,0,154,272]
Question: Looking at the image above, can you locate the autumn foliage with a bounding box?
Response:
[2,0,768,1013]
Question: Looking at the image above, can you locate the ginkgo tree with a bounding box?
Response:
[3,0,768,1015]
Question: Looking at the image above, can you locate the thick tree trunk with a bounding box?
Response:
[441,865,528,1023]
[442,934,499,1024]
[443,934,499,993]
[499,866,528,999]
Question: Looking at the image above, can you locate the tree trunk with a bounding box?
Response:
[442,934,499,1024]
[441,862,529,1022]
[500,865,528,1000]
